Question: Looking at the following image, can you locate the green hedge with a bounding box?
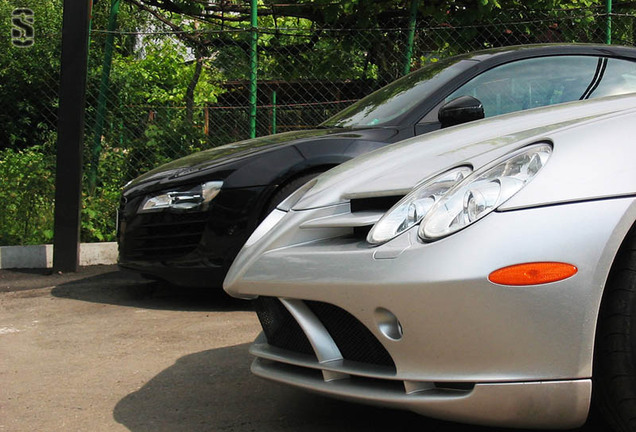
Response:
[0,141,127,246]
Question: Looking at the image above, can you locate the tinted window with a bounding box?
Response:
[321,56,476,128]
[444,56,636,118]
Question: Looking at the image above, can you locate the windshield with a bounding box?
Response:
[322,55,476,128]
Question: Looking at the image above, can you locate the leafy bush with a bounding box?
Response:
[0,144,55,245]
[81,143,129,243]
[0,141,129,245]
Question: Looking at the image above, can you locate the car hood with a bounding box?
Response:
[294,94,636,211]
[124,127,395,193]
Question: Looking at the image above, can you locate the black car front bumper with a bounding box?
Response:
[117,185,267,288]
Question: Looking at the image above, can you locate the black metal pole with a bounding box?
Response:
[53,0,92,272]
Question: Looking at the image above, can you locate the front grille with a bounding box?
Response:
[254,296,395,370]
[253,297,315,356]
[122,211,209,261]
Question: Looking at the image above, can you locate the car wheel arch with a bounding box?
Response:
[592,202,636,307]
[593,217,636,432]
[256,163,338,224]
[258,164,339,221]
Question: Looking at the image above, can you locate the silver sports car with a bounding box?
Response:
[224,94,636,431]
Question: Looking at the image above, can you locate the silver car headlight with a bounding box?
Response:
[419,143,552,241]
[367,166,472,244]
[138,180,223,213]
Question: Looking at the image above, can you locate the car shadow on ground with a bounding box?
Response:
[113,343,609,432]
[47,267,252,312]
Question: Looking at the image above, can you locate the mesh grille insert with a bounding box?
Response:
[254,297,395,370]
[122,211,209,260]
[305,300,395,369]
[253,297,315,357]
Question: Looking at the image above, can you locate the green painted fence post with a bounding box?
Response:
[403,0,420,76]
[606,0,612,45]
[89,0,120,193]
[249,0,258,139]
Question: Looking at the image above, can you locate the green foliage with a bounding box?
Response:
[81,144,128,242]
[0,1,62,150]
[0,144,55,245]
[110,38,221,106]
[0,139,126,245]
[124,116,209,180]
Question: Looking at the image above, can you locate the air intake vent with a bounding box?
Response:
[253,297,315,357]
[305,300,396,369]
[350,195,402,213]
[347,195,403,240]
[121,211,209,260]
[255,297,396,370]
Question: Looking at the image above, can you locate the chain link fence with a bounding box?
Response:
[2,4,636,245]
[0,3,61,245]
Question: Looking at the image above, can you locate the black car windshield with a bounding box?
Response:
[322,56,476,128]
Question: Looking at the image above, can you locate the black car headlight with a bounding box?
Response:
[138,181,223,213]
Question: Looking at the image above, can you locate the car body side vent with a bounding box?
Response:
[350,195,402,213]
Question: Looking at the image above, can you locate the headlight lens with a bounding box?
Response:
[419,143,551,240]
[367,166,472,244]
[139,180,223,213]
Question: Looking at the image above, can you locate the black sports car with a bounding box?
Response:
[117,44,636,287]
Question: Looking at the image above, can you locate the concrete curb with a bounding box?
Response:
[0,242,118,269]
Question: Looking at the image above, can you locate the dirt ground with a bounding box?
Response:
[0,266,611,432]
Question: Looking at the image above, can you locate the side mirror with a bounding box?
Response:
[438,95,484,128]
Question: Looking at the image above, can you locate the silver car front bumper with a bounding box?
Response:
[225,196,636,429]
[252,344,590,429]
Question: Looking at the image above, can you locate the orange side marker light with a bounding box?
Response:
[489,262,578,286]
